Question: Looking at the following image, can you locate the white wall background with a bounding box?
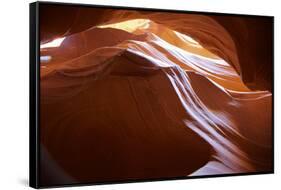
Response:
[0,0,279,189]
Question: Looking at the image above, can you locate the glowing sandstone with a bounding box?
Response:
[39,7,273,185]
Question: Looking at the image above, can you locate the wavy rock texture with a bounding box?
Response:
[39,6,273,186]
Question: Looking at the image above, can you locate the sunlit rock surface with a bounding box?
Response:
[39,6,273,186]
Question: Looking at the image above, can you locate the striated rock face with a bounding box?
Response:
[40,5,273,91]
[39,5,273,186]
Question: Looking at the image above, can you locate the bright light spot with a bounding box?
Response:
[97,19,151,33]
[174,31,200,46]
[40,55,52,63]
[40,37,65,49]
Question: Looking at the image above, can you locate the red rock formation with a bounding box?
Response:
[39,5,273,186]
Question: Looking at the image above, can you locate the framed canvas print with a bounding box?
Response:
[29,1,274,188]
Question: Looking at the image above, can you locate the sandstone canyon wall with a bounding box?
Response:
[38,4,273,186]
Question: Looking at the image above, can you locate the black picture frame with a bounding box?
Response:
[30,1,274,188]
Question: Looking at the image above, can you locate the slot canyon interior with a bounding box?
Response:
[38,4,273,186]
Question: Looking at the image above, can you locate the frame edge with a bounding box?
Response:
[29,1,40,189]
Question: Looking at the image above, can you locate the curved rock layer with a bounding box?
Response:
[40,5,273,91]
[39,6,273,186]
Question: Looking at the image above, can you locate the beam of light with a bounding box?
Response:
[40,37,66,49]
[97,19,151,33]
[97,19,221,60]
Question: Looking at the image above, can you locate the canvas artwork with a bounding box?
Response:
[30,2,274,188]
